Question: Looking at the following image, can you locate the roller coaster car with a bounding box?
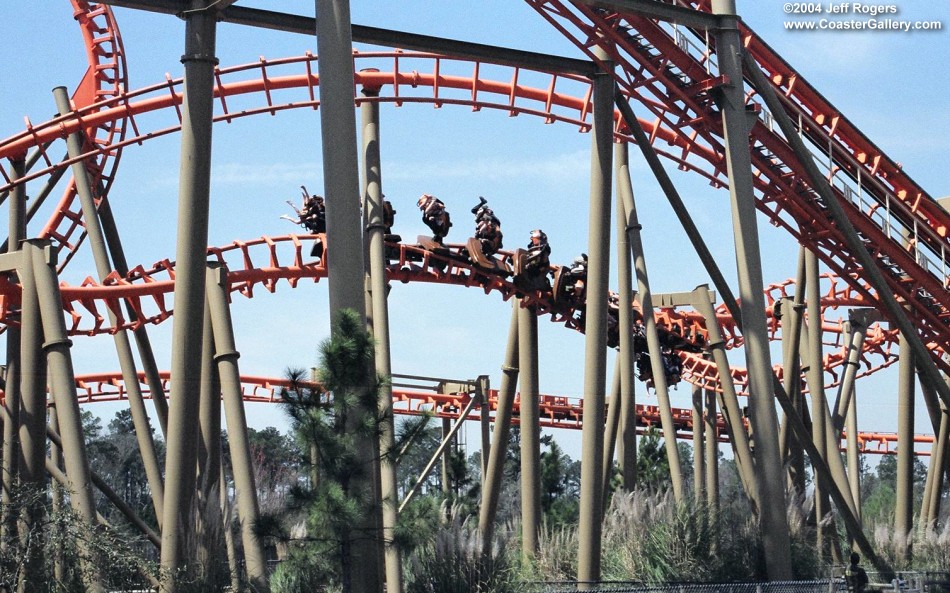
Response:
[416,235,452,272]
[636,350,684,389]
[659,325,705,353]
[552,266,587,310]
[384,235,402,262]
[310,234,325,259]
[511,249,552,292]
[464,236,511,276]
[417,235,446,252]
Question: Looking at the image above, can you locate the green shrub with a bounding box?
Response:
[404,508,515,593]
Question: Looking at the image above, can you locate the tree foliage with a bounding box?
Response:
[81,409,163,535]
[540,433,580,526]
[0,482,159,592]
[247,426,302,515]
[268,308,385,593]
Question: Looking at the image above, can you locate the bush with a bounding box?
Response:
[871,519,950,571]
[0,483,159,592]
[602,490,737,583]
[524,488,820,585]
[404,507,515,593]
[521,522,578,583]
[271,549,340,593]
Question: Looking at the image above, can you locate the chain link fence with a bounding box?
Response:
[522,573,950,593]
[521,582,835,593]
[864,571,950,593]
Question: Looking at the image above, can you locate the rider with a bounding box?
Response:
[565,253,588,301]
[282,185,326,233]
[472,196,503,256]
[569,253,588,277]
[383,198,396,234]
[417,193,451,243]
[522,229,551,276]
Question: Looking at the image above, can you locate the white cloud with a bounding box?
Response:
[212,161,322,185]
[385,149,592,182]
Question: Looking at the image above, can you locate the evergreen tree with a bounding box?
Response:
[539,434,580,526]
[247,426,302,515]
[268,309,385,593]
[81,409,163,532]
[637,427,671,490]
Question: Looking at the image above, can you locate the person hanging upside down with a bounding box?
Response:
[417,193,452,243]
[282,185,326,233]
[472,197,503,256]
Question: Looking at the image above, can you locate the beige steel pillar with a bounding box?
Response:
[777,249,808,497]
[704,386,719,510]
[478,306,519,553]
[53,86,166,525]
[614,143,637,489]
[518,301,541,559]
[27,240,104,593]
[161,4,219,587]
[196,302,222,579]
[894,334,915,558]
[315,2,379,587]
[360,78,403,593]
[206,265,269,593]
[803,249,832,558]
[0,159,24,554]
[602,360,622,505]
[576,52,614,589]
[617,144,683,501]
[16,208,46,592]
[692,382,705,503]
[712,0,792,577]
[692,285,757,508]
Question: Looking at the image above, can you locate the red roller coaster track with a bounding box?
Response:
[0,50,903,394]
[526,0,950,372]
[0,2,941,452]
[72,370,932,456]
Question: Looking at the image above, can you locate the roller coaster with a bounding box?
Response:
[0,1,935,433]
[0,0,946,590]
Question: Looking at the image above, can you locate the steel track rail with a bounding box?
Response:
[524,0,950,374]
[0,233,898,394]
[64,370,936,455]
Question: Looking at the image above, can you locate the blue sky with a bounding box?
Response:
[2,1,948,456]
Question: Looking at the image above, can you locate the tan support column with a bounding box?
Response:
[693,285,758,508]
[894,334,915,559]
[28,240,104,593]
[518,301,541,558]
[205,265,269,593]
[196,302,222,579]
[712,1,792,577]
[162,4,219,586]
[602,360,622,505]
[576,50,614,589]
[704,386,719,510]
[692,382,705,503]
[614,143,637,490]
[478,306,519,553]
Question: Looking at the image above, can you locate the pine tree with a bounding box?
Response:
[269,308,384,593]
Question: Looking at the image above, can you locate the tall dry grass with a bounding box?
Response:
[404,489,829,589]
[871,519,950,571]
[403,505,517,593]
[528,488,821,584]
